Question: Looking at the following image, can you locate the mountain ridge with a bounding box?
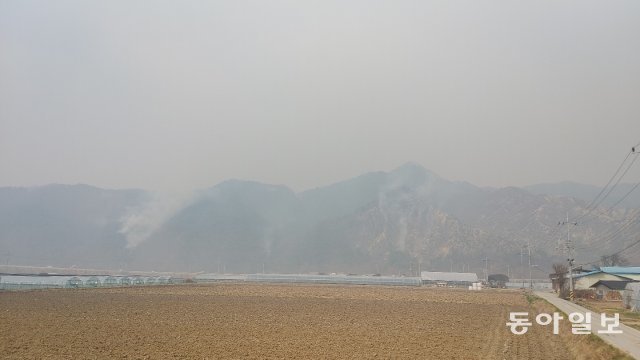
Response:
[2,164,639,275]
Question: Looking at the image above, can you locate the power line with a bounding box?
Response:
[569,179,640,231]
[604,180,640,213]
[591,213,640,246]
[539,144,640,259]
[578,236,640,267]
[567,146,640,263]
[478,143,640,277]
[579,151,633,213]
[574,150,639,224]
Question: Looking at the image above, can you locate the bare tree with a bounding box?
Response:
[551,263,568,298]
[600,254,629,267]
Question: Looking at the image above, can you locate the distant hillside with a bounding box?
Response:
[526,181,640,209]
[130,164,640,274]
[0,184,147,268]
[2,165,640,275]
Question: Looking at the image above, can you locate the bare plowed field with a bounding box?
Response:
[0,284,578,359]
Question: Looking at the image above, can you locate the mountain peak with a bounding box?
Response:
[387,162,441,189]
[393,162,427,173]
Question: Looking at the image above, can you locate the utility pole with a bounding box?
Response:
[559,213,577,300]
[527,241,533,289]
[520,246,525,288]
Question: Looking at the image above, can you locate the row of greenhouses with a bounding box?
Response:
[195,273,422,286]
[0,275,185,291]
[245,274,422,286]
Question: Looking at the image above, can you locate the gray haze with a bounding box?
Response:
[2,1,640,192]
[3,164,640,273]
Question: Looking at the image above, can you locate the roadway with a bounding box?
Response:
[535,290,640,359]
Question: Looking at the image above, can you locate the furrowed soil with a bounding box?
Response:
[0,284,586,359]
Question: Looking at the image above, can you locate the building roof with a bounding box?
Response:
[590,280,637,290]
[572,271,600,279]
[573,266,640,279]
[420,271,478,282]
[601,266,640,275]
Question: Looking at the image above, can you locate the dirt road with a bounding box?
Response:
[536,291,640,359]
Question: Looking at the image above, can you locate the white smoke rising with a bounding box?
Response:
[119,190,196,248]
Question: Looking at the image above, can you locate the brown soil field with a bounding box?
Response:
[579,298,640,331]
[0,284,618,359]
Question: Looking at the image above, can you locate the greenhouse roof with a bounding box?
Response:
[420,272,478,282]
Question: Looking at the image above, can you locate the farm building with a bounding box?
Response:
[420,272,478,287]
[600,266,640,281]
[573,267,640,290]
[590,280,637,300]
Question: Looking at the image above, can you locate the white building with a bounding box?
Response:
[573,267,640,290]
[420,271,479,286]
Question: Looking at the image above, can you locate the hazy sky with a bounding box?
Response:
[2,1,640,192]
